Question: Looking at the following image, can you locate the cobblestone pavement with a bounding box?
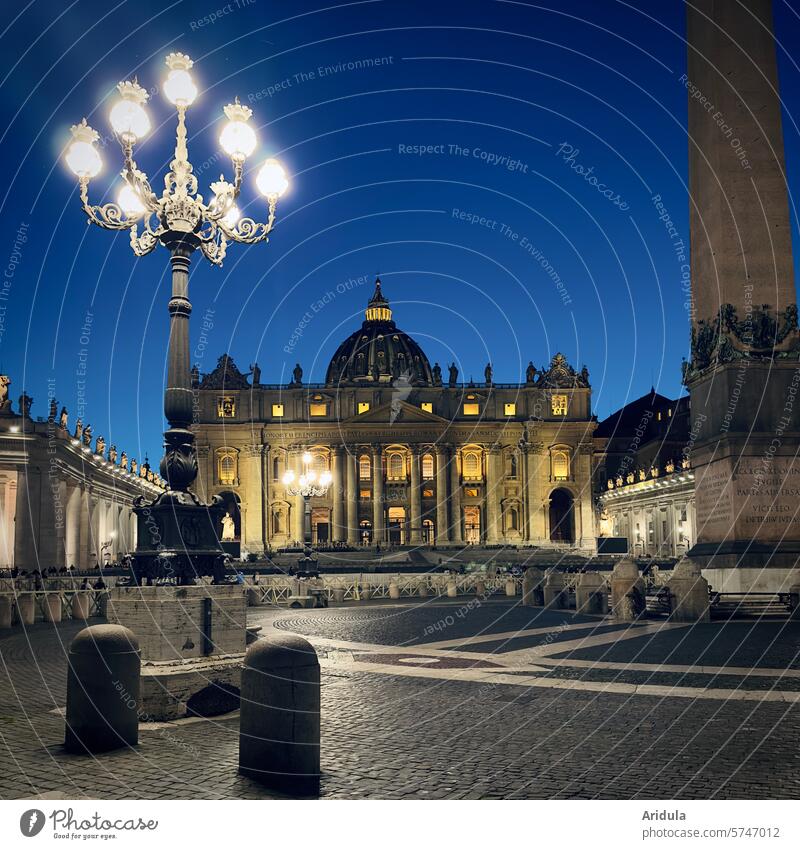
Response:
[1,601,800,800]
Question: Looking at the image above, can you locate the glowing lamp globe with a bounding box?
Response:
[302,451,312,464]
[220,100,257,161]
[65,120,102,179]
[117,184,146,217]
[282,470,295,485]
[256,158,289,199]
[320,471,332,487]
[222,204,240,227]
[109,80,150,140]
[163,52,198,106]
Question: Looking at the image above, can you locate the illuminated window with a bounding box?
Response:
[217,396,235,418]
[552,450,570,480]
[463,451,482,481]
[465,487,479,497]
[360,489,371,499]
[218,450,237,485]
[358,402,370,414]
[271,403,284,417]
[422,488,434,498]
[309,402,327,417]
[504,402,516,416]
[551,394,568,416]
[311,452,328,474]
[421,453,434,479]
[420,402,433,413]
[359,454,371,480]
[463,403,480,416]
[387,452,405,480]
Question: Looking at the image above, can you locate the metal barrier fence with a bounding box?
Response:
[0,589,107,625]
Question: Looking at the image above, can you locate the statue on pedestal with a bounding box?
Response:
[293,363,303,385]
[484,363,493,386]
[74,418,83,440]
[432,362,442,385]
[448,363,459,387]
[0,375,11,415]
[221,512,235,541]
[95,436,106,458]
[109,445,118,463]
[131,458,138,476]
[250,362,261,385]
[120,452,128,471]
[82,425,92,446]
[526,362,536,384]
[19,392,32,418]
[59,407,68,430]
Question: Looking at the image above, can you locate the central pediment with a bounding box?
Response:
[343,400,448,425]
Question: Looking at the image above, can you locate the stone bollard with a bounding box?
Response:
[418,581,428,598]
[474,579,486,597]
[667,558,710,623]
[239,634,320,794]
[447,581,457,598]
[544,571,568,609]
[65,624,140,754]
[17,593,35,625]
[522,568,544,606]
[610,558,645,621]
[389,582,400,600]
[246,588,261,607]
[505,579,516,597]
[575,572,609,615]
[71,592,90,621]
[44,593,62,623]
[360,584,371,601]
[0,596,11,629]
[332,587,345,603]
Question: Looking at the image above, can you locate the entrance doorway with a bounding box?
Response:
[387,506,406,545]
[464,506,481,544]
[422,518,434,544]
[311,507,330,544]
[359,520,373,545]
[549,488,574,543]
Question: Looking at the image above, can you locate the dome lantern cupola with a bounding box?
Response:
[325,277,434,386]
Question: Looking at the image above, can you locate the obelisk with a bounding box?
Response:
[685,0,800,591]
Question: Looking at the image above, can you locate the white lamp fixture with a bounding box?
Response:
[219,99,257,161]
[65,119,103,178]
[109,79,150,141]
[256,157,289,199]
[163,52,198,107]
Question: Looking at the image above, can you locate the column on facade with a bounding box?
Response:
[78,488,91,567]
[0,476,15,567]
[346,449,359,544]
[13,466,38,570]
[485,446,501,544]
[332,446,346,542]
[434,445,449,545]
[449,446,463,544]
[409,447,422,544]
[577,444,595,549]
[289,450,305,544]
[371,444,384,543]
[243,443,265,554]
[524,443,546,542]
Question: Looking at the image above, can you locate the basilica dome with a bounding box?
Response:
[325,279,436,386]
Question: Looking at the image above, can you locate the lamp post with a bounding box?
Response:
[282,452,332,570]
[64,52,289,584]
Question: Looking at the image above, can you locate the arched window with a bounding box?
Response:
[508,452,518,479]
[421,453,434,480]
[272,456,280,481]
[387,452,405,480]
[310,452,328,474]
[462,450,482,481]
[359,454,371,480]
[552,450,570,480]
[217,450,237,485]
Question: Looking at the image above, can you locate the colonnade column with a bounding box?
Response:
[409,447,422,544]
[290,450,304,544]
[332,446,345,542]
[371,445,384,543]
[485,446,501,544]
[449,446,463,544]
[346,450,359,544]
[577,443,595,550]
[243,443,265,554]
[13,467,37,570]
[434,446,449,546]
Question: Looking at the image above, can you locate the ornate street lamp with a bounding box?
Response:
[282,452,332,571]
[64,52,289,584]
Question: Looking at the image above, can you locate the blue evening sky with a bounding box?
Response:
[1,0,800,463]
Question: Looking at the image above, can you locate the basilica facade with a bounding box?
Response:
[193,280,599,554]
